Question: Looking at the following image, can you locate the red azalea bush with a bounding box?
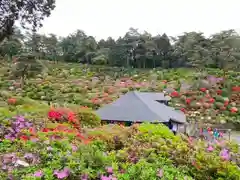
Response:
[47,106,100,128]
[199,87,206,92]
[39,123,91,144]
[170,91,179,97]
[232,86,240,91]
[25,122,92,144]
[47,106,80,128]
[7,97,16,105]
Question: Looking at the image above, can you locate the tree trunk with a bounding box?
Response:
[223,50,231,79]
[7,54,12,61]
[20,65,28,88]
[143,59,146,68]
[20,76,25,88]
[0,19,14,43]
[223,69,226,79]
[126,57,129,68]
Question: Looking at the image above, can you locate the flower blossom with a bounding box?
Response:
[170,91,179,97]
[33,170,42,177]
[199,87,206,92]
[219,148,230,160]
[53,167,70,179]
[7,98,16,104]
[106,166,113,173]
[206,145,214,151]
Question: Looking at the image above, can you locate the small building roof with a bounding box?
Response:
[95,91,186,124]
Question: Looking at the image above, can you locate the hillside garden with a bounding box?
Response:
[0,60,239,179]
[0,1,240,179]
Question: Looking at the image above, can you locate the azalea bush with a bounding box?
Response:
[115,123,240,180]
[47,106,80,127]
[0,115,32,141]
[75,107,101,127]
[47,106,100,128]
[0,118,240,179]
[86,124,137,151]
[0,115,94,179]
[0,138,108,179]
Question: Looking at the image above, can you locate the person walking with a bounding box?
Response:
[168,121,177,135]
[168,122,173,131]
[172,122,177,135]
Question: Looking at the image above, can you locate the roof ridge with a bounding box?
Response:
[133,91,164,122]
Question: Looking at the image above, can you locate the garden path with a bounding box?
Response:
[226,131,240,145]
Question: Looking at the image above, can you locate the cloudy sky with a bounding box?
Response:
[38,0,240,40]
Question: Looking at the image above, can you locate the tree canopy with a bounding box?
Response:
[1,27,240,71]
[0,0,56,42]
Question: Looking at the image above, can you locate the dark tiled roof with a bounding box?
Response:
[95,91,186,123]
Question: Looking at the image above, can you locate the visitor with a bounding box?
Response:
[168,122,173,131]
[219,131,223,138]
[172,122,177,135]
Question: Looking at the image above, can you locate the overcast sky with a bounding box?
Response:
[38,0,240,40]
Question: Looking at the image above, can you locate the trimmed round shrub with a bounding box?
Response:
[76,108,101,127]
